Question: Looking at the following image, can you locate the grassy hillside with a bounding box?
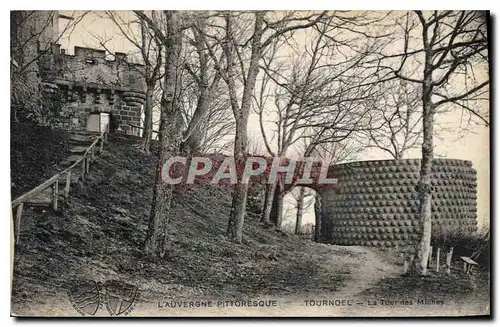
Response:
[11,122,70,198]
[11,135,368,308]
[10,134,489,317]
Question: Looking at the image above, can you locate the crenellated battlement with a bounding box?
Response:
[41,45,147,133]
[53,46,146,93]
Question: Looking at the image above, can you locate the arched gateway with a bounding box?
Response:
[162,155,478,247]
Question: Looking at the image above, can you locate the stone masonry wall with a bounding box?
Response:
[317,159,478,247]
[43,46,146,133]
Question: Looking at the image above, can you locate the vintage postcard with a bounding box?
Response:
[10,10,490,317]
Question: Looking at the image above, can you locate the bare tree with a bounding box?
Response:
[179,81,235,154]
[199,10,328,242]
[180,13,228,154]
[379,11,488,275]
[292,186,316,235]
[363,79,423,159]
[95,11,165,152]
[11,11,88,122]
[130,11,233,155]
[294,187,305,234]
[255,13,382,226]
[134,10,186,257]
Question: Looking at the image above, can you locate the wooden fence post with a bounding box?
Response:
[15,203,24,244]
[446,246,454,275]
[436,247,441,272]
[99,137,104,153]
[81,159,86,180]
[85,156,90,174]
[428,246,433,268]
[64,171,71,199]
[52,180,59,211]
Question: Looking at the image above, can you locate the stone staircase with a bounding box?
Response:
[63,130,101,164]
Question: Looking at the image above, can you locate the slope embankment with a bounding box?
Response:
[11,134,403,316]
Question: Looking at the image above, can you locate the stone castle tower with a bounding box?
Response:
[42,45,147,133]
[11,11,146,134]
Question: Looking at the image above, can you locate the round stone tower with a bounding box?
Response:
[317,159,478,247]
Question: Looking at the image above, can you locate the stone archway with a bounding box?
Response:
[280,186,318,238]
[254,157,477,247]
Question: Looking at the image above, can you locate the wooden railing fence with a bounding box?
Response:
[11,132,108,244]
[126,123,159,140]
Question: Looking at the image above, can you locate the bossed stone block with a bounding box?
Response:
[322,158,478,247]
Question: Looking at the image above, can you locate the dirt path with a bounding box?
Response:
[13,244,488,317]
[246,244,403,316]
[11,244,403,317]
[328,245,401,298]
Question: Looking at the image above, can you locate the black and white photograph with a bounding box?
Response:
[9,9,490,317]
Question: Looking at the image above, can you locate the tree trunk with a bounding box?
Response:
[270,184,284,229]
[314,193,322,242]
[226,12,264,243]
[261,182,277,224]
[141,85,154,152]
[295,187,305,235]
[275,192,285,230]
[435,247,441,272]
[446,246,454,275]
[181,86,210,154]
[414,49,435,275]
[144,11,183,257]
[428,246,433,268]
[226,118,249,242]
[180,17,216,155]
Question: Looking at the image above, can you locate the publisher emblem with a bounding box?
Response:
[68,280,101,316]
[68,279,139,316]
[104,280,139,316]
